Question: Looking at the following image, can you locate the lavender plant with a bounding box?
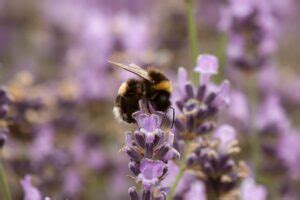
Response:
[166,54,248,199]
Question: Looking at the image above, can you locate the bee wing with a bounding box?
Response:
[108,61,153,82]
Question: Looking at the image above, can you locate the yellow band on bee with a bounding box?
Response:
[153,81,172,93]
[118,82,128,95]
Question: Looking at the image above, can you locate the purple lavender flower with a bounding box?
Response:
[167,54,249,200]
[221,0,280,70]
[137,159,166,190]
[123,102,179,199]
[174,54,230,140]
[213,125,239,154]
[195,54,219,85]
[255,94,290,133]
[227,89,249,130]
[21,175,51,200]
[240,178,267,200]
[278,131,300,179]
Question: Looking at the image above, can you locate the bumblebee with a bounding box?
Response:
[110,61,172,124]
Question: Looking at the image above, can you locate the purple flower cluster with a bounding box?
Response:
[124,103,179,200]
[185,125,248,199]
[253,93,300,198]
[174,55,230,141]
[221,0,280,70]
[169,54,248,199]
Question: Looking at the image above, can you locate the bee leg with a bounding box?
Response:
[169,106,175,129]
[159,106,175,129]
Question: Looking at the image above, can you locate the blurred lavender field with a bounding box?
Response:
[0,0,300,199]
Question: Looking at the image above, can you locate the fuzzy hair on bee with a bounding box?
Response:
[109,61,172,124]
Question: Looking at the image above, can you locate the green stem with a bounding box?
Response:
[185,0,199,67]
[245,74,261,179]
[0,159,12,200]
[167,142,190,200]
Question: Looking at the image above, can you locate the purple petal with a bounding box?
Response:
[137,159,166,190]
[212,80,230,108]
[20,175,42,200]
[241,178,267,200]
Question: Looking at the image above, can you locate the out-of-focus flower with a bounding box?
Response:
[255,94,290,133]
[278,131,300,179]
[227,90,249,129]
[180,180,206,200]
[21,175,51,200]
[214,125,239,154]
[221,0,285,71]
[240,178,267,200]
[29,124,54,161]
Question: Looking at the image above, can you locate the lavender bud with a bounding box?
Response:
[196,85,206,101]
[206,106,218,117]
[186,153,198,166]
[205,93,216,105]
[174,119,185,132]
[195,123,213,135]
[152,135,160,147]
[142,190,151,200]
[154,144,170,160]
[203,162,214,175]
[196,107,207,119]
[129,187,140,200]
[135,133,146,148]
[176,101,184,111]
[126,148,143,162]
[145,143,154,158]
[129,162,140,176]
[185,83,194,98]
[154,191,167,200]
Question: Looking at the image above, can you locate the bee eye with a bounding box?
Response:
[151,93,166,103]
[159,95,167,102]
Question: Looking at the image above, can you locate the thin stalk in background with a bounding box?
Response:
[167,142,190,200]
[185,0,199,67]
[0,155,12,200]
[167,1,199,199]
[245,74,261,180]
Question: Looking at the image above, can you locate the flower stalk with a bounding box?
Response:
[167,142,190,200]
[185,0,199,67]
[0,156,12,200]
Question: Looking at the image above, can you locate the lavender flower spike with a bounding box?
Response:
[124,102,179,199]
